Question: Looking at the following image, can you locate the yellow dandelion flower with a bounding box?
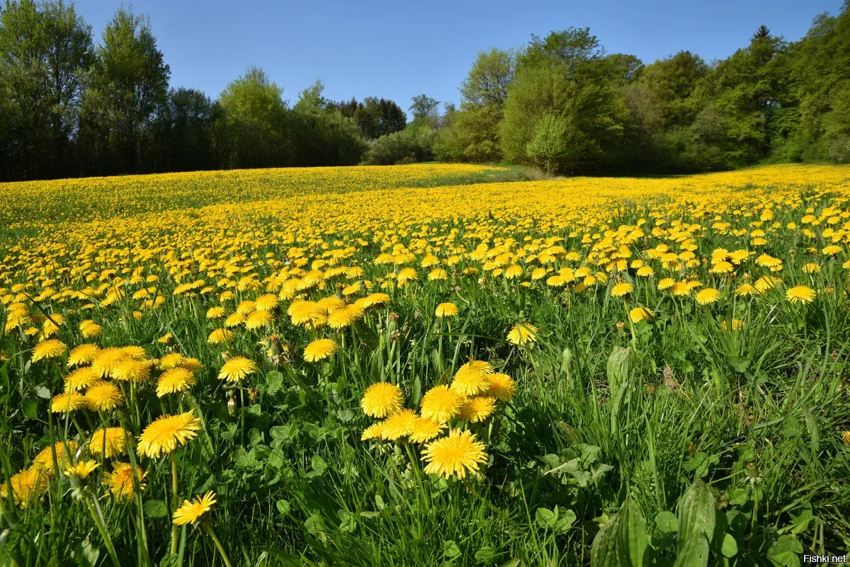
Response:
[245,309,273,330]
[1,469,44,508]
[409,418,445,443]
[504,265,523,279]
[85,381,124,411]
[487,373,516,402]
[422,429,488,480]
[173,491,216,526]
[32,441,79,476]
[89,427,130,458]
[236,300,256,315]
[361,422,385,441]
[458,396,497,423]
[610,282,633,297]
[380,409,417,441]
[103,462,146,501]
[786,285,815,304]
[51,392,87,413]
[328,306,357,329]
[157,367,197,397]
[396,268,418,285]
[65,460,98,480]
[735,283,757,296]
[206,306,225,319]
[208,328,233,344]
[179,357,204,372]
[80,320,102,338]
[360,293,391,308]
[32,339,66,362]
[111,358,152,382]
[254,294,280,311]
[629,306,653,323]
[137,412,202,458]
[696,288,720,305]
[158,353,184,370]
[303,338,338,362]
[224,312,246,327]
[420,385,465,423]
[435,302,459,318]
[450,360,493,395]
[218,357,258,382]
[507,323,538,346]
[361,382,404,418]
[64,366,101,392]
[67,344,100,367]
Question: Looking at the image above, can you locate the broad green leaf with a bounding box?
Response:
[656,511,678,533]
[617,496,648,567]
[677,479,715,555]
[143,499,168,519]
[590,512,621,567]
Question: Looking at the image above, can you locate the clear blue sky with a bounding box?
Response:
[73,0,844,115]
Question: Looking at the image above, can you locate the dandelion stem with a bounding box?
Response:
[203,523,233,567]
[170,451,180,555]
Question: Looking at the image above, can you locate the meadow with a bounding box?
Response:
[0,163,849,566]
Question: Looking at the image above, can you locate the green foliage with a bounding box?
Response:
[526,114,569,174]
[0,0,94,179]
[217,66,289,169]
[500,28,633,174]
[79,6,170,174]
[4,1,850,180]
[362,127,437,165]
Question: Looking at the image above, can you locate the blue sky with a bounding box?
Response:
[73,0,844,114]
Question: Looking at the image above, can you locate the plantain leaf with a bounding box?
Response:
[617,496,648,567]
[591,512,621,567]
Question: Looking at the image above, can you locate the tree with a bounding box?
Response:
[79,6,169,174]
[500,28,631,173]
[218,66,289,168]
[525,114,568,174]
[449,48,514,162]
[290,79,366,166]
[352,97,406,139]
[409,94,440,123]
[147,87,222,172]
[460,48,514,107]
[791,2,850,160]
[0,0,93,180]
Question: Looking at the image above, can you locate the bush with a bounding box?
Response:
[828,136,850,163]
[362,128,436,165]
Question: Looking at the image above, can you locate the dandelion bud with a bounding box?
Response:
[227,396,237,415]
[248,387,258,403]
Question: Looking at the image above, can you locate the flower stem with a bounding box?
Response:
[203,523,233,567]
[170,452,180,555]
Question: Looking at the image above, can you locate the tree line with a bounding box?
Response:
[2,0,850,181]
[0,1,412,181]
[435,2,850,175]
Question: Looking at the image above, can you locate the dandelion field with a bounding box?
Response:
[1,163,849,566]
